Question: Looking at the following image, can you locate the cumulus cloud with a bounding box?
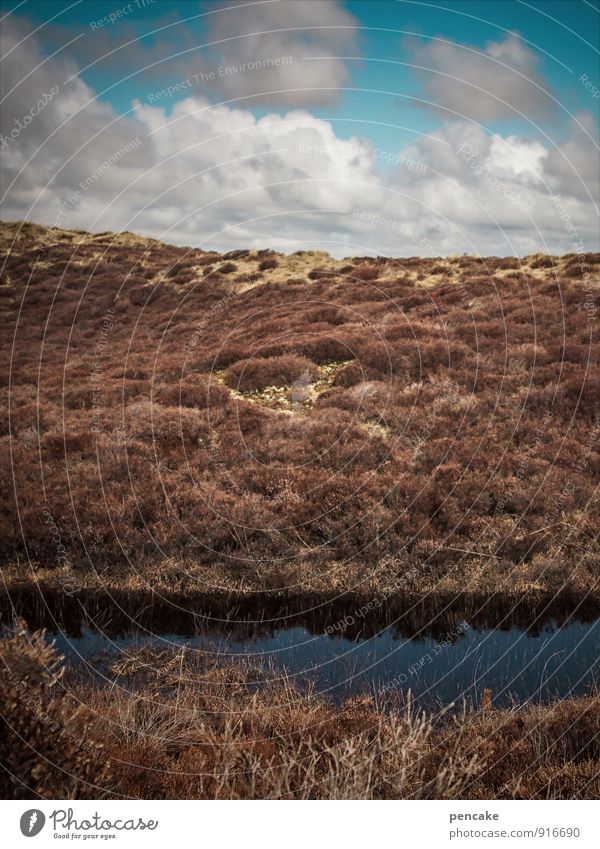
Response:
[39,10,211,91]
[1,14,598,258]
[0,15,152,189]
[202,0,361,107]
[406,32,555,123]
[386,120,599,255]
[27,0,360,110]
[544,111,600,202]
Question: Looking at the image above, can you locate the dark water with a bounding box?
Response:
[3,590,598,709]
[46,612,599,710]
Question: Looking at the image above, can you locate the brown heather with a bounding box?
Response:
[0,222,598,597]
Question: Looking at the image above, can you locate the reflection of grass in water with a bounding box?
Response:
[2,585,598,644]
[1,625,598,799]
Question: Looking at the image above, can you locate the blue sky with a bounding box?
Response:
[1,1,598,255]
[10,1,599,135]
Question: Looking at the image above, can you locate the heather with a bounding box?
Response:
[0,221,598,596]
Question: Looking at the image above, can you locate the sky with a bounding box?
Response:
[0,0,598,256]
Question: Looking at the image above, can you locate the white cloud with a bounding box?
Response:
[1,15,598,258]
[486,135,547,183]
[202,0,361,107]
[545,112,600,202]
[406,32,554,123]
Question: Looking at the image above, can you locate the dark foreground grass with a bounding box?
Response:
[1,626,598,800]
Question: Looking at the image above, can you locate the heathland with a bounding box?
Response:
[1,221,598,599]
[1,222,599,801]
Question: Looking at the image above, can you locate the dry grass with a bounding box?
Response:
[1,221,599,596]
[1,626,598,800]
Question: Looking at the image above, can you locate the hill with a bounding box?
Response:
[1,221,599,597]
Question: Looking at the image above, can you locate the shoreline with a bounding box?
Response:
[1,624,598,800]
[2,580,599,639]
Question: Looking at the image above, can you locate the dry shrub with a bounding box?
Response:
[154,375,230,408]
[124,401,208,445]
[258,258,278,271]
[294,335,353,363]
[196,253,220,266]
[429,696,600,799]
[529,255,555,269]
[0,625,112,799]
[303,305,347,325]
[349,263,380,281]
[308,267,336,280]
[332,361,364,387]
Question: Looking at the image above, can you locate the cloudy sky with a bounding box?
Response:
[0,0,598,256]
